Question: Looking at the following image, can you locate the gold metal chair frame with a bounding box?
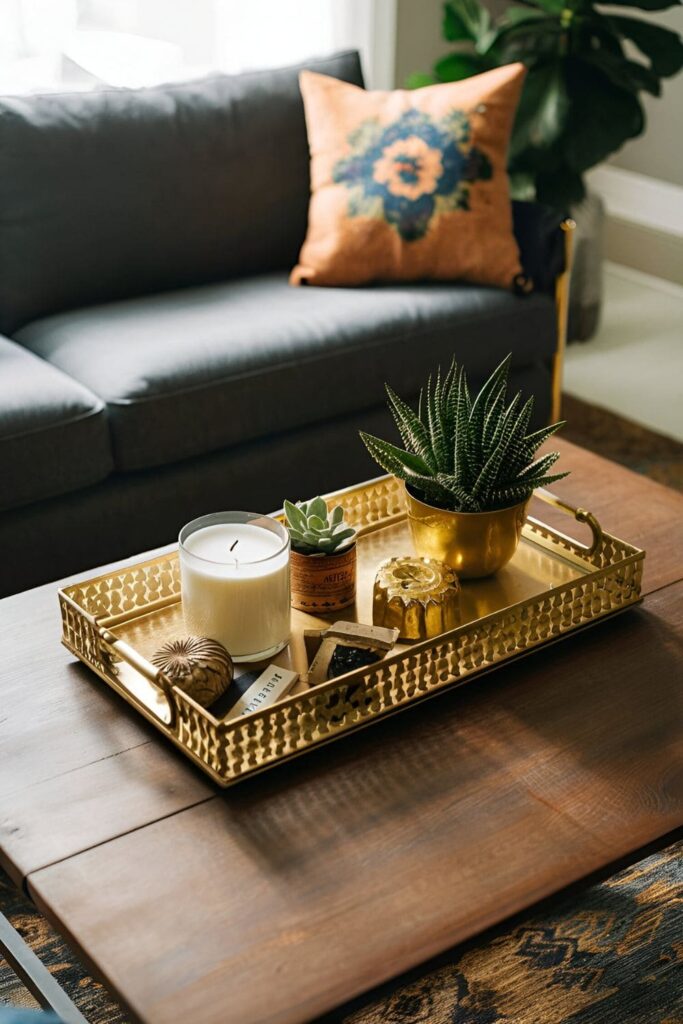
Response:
[551,218,577,423]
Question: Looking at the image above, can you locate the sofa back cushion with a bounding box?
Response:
[0,51,363,334]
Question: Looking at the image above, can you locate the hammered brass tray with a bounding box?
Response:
[59,476,644,786]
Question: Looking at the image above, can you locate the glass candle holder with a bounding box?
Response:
[179,512,290,663]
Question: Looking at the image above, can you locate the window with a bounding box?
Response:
[0,0,396,94]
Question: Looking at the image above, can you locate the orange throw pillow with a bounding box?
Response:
[291,64,527,291]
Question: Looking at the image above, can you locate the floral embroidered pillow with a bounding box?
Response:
[291,64,527,291]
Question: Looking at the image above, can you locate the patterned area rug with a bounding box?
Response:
[561,394,682,492]
[1,396,681,1023]
[0,870,127,1023]
[338,839,682,1024]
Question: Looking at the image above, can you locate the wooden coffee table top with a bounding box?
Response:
[1,440,682,1024]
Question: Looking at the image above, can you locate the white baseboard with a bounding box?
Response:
[587,165,683,237]
[587,165,683,284]
[605,260,683,298]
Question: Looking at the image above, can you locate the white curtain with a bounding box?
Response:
[0,0,396,93]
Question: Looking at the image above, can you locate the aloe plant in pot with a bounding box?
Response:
[284,497,357,612]
[360,355,569,577]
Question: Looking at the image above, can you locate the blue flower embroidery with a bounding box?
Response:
[333,108,492,241]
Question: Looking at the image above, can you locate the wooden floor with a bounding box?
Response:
[1,440,682,1024]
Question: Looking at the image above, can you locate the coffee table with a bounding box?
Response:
[1,440,681,1024]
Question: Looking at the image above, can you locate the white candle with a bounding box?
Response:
[179,513,290,662]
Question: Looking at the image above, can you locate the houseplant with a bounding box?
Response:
[360,354,568,577]
[409,0,683,210]
[409,0,683,337]
[284,497,357,612]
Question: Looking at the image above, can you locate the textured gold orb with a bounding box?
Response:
[373,556,461,641]
[152,636,233,708]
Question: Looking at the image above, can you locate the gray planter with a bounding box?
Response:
[568,191,605,342]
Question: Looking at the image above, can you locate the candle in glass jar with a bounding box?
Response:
[179,513,290,662]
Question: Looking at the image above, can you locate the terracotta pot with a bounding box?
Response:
[405,485,529,579]
[290,545,356,613]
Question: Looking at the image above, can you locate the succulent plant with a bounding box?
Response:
[360,354,569,513]
[284,497,357,556]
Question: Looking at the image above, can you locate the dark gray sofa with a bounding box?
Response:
[0,51,564,597]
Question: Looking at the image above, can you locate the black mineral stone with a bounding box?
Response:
[327,645,382,679]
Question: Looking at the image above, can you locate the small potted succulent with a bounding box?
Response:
[284,497,357,612]
[360,354,568,578]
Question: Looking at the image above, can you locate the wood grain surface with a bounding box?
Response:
[1,441,682,1024]
[2,442,679,883]
[27,583,683,1024]
[0,548,212,887]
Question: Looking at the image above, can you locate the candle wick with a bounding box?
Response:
[230,539,239,552]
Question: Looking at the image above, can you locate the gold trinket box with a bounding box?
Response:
[373,556,461,640]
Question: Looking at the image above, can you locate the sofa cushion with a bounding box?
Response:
[0,51,364,335]
[15,273,557,473]
[0,336,113,512]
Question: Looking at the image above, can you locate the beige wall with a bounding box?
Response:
[394,0,683,187]
[394,0,444,88]
[609,7,683,188]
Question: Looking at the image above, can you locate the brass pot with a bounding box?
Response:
[405,485,529,579]
[290,545,356,613]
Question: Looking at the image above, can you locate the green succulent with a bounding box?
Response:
[284,496,357,556]
[360,354,569,513]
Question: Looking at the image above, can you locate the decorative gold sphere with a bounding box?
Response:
[373,556,461,641]
[152,636,233,708]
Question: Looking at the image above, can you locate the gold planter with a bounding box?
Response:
[290,545,356,613]
[405,485,529,579]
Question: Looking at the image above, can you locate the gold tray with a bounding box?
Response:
[59,476,644,787]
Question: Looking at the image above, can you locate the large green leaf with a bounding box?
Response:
[500,6,557,27]
[510,61,570,162]
[563,57,645,172]
[609,15,683,76]
[534,164,586,207]
[443,1,476,41]
[508,170,537,200]
[444,0,492,41]
[495,19,564,62]
[434,52,486,81]
[583,48,662,95]
[597,0,681,10]
[523,0,566,13]
[406,71,436,89]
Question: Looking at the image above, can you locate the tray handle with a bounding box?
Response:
[98,627,177,729]
[534,488,603,556]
